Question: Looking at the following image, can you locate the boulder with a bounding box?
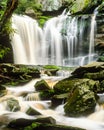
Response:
[64,86,96,117]
[53,77,100,94]
[0,63,40,85]
[35,80,50,91]
[71,62,104,78]
[8,116,56,128]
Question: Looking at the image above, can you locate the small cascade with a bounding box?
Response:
[89,7,98,62]
[11,11,98,66]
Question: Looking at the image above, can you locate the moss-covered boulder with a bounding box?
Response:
[72,62,104,78]
[35,80,50,91]
[0,63,40,85]
[64,86,96,117]
[53,78,100,94]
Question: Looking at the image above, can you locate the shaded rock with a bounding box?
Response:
[39,89,54,100]
[64,86,96,117]
[6,98,20,112]
[51,93,69,108]
[83,70,104,80]
[71,62,104,78]
[25,123,84,130]
[0,85,7,97]
[8,116,56,128]
[0,63,40,85]
[26,107,41,116]
[35,80,50,91]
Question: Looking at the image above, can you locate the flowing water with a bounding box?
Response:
[6,8,104,130]
[0,74,104,130]
[11,10,98,66]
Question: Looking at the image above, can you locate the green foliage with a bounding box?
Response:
[15,0,42,17]
[0,45,10,59]
[2,19,15,35]
[0,0,7,18]
[40,89,55,100]
[43,65,61,70]
[24,123,40,130]
[38,16,51,27]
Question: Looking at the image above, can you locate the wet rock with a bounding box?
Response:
[8,116,56,128]
[39,89,54,100]
[0,85,7,97]
[71,62,104,78]
[26,106,41,116]
[0,63,40,85]
[25,123,84,130]
[6,98,20,112]
[64,86,96,117]
[54,77,100,94]
[35,80,50,91]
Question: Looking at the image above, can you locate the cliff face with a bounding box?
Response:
[36,0,103,14]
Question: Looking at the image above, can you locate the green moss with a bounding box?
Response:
[71,0,91,13]
[43,65,60,70]
[0,45,10,59]
[38,16,51,27]
[40,89,54,100]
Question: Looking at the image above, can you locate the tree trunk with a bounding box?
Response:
[0,0,18,32]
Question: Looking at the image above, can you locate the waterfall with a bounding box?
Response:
[11,12,98,66]
[11,15,43,65]
[89,7,98,63]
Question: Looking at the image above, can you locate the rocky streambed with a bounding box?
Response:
[0,62,104,130]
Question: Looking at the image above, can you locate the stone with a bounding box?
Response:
[6,98,20,112]
[35,80,50,91]
[0,85,7,97]
[64,86,96,117]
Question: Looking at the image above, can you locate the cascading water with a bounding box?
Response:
[11,11,98,66]
[11,15,43,65]
[88,8,98,63]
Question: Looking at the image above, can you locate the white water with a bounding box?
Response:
[11,11,98,67]
[11,15,43,65]
[89,8,98,63]
[0,76,104,130]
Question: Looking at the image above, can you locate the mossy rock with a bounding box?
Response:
[0,85,7,97]
[24,122,84,130]
[35,80,50,91]
[0,63,40,85]
[53,77,100,94]
[83,70,104,80]
[26,107,41,116]
[43,65,61,76]
[53,78,79,94]
[7,98,21,112]
[39,89,55,100]
[71,62,104,78]
[70,0,102,14]
[8,117,56,128]
[64,86,96,117]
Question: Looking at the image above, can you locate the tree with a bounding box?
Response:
[0,0,18,32]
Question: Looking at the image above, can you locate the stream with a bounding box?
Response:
[0,72,104,130]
